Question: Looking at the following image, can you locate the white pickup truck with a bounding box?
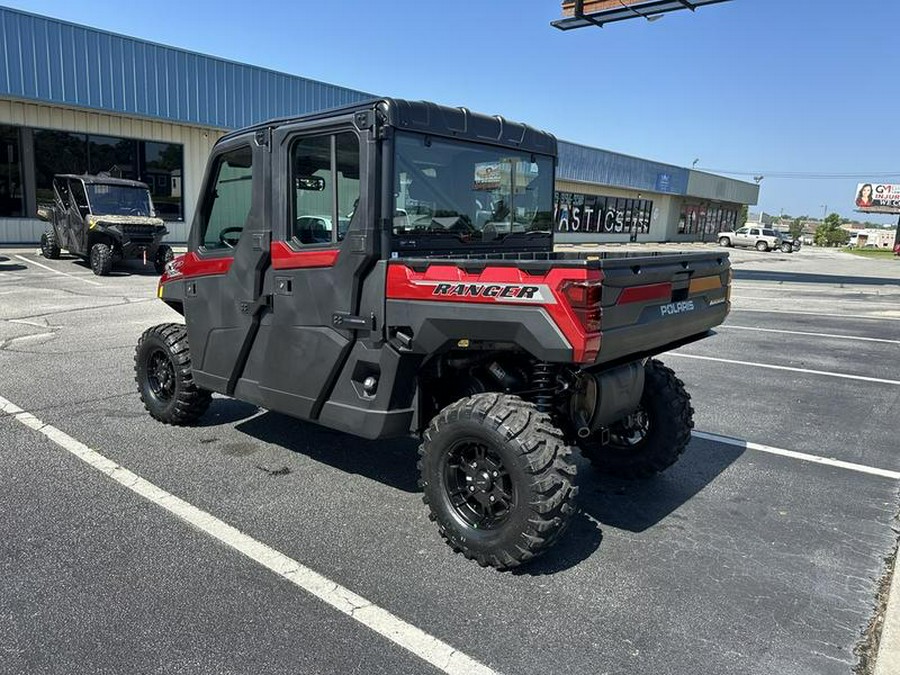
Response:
[718,226,783,252]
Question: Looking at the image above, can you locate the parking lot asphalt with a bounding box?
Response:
[1,245,898,675]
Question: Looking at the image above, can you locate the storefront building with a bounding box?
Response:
[0,6,757,245]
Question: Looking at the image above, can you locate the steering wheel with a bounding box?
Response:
[218,226,243,248]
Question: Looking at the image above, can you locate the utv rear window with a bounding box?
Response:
[200,146,253,251]
[392,132,553,246]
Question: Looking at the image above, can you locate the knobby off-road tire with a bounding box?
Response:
[135,323,211,425]
[40,229,61,259]
[154,245,174,275]
[90,242,113,276]
[419,393,578,569]
[580,359,693,479]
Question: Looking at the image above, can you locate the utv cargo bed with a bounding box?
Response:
[386,249,730,367]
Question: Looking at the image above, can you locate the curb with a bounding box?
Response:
[874,533,900,675]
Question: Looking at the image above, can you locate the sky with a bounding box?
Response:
[5,0,898,225]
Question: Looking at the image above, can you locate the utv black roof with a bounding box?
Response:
[218,98,558,157]
[55,174,150,189]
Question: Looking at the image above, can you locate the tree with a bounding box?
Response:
[739,204,748,226]
[789,217,803,239]
[814,212,850,247]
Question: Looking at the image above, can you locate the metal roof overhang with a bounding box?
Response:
[552,0,733,31]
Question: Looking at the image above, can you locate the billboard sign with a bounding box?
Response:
[854,183,900,215]
[554,0,733,31]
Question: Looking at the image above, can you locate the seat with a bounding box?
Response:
[295,217,330,244]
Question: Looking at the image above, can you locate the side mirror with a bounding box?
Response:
[296,176,325,191]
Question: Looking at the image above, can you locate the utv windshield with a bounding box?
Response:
[86,184,155,217]
[393,133,554,248]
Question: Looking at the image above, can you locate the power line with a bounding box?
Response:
[696,169,900,180]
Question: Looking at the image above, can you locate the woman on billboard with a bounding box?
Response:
[856,184,874,208]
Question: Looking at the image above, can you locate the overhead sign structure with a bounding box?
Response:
[854,183,900,215]
[553,0,734,31]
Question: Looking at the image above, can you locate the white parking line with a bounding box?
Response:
[667,352,900,386]
[730,308,900,321]
[8,318,49,328]
[14,254,103,286]
[718,325,900,345]
[732,295,900,308]
[3,332,55,344]
[692,431,900,480]
[733,283,897,294]
[0,393,497,675]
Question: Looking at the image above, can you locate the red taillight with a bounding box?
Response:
[561,279,603,333]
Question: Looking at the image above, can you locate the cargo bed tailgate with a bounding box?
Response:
[590,251,730,365]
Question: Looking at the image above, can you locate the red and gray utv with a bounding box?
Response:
[135,99,730,569]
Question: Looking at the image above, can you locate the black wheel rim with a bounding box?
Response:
[607,408,650,448]
[146,348,176,403]
[443,439,515,530]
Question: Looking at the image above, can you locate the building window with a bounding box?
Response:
[0,125,24,217]
[680,203,740,239]
[141,142,184,221]
[34,130,88,206]
[554,191,653,236]
[88,135,137,179]
[32,129,185,221]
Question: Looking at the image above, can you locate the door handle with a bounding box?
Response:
[332,312,375,331]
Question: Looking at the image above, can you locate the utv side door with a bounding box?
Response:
[51,178,73,250]
[241,125,367,421]
[66,179,90,255]
[182,135,272,398]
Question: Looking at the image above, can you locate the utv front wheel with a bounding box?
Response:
[579,359,693,479]
[90,242,112,275]
[41,229,61,259]
[135,323,211,425]
[154,245,174,275]
[419,393,578,569]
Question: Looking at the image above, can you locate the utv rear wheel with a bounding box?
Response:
[90,242,112,275]
[579,359,693,479]
[755,240,768,252]
[154,245,174,275]
[419,393,578,569]
[40,229,61,259]
[135,323,211,425]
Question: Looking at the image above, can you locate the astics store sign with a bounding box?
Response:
[854,183,900,214]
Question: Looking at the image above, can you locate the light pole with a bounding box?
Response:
[820,204,827,221]
[692,158,700,169]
